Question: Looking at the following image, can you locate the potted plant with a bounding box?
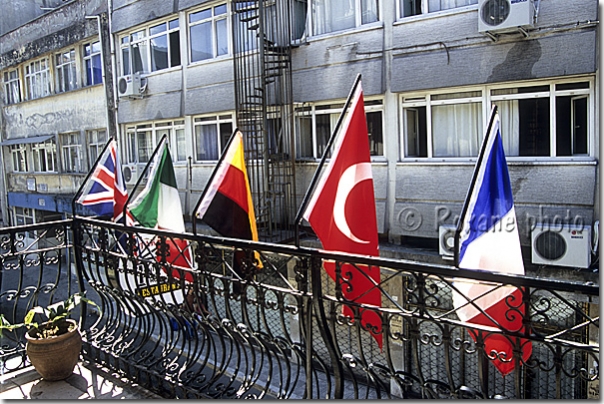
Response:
[0,291,100,381]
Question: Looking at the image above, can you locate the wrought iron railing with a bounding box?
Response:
[0,218,599,399]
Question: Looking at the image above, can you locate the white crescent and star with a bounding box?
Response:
[333,162,373,244]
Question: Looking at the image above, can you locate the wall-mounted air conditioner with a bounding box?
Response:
[531,223,592,268]
[478,0,534,35]
[439,224,457,260]
[123,164,139,186]
[117,73,144,98]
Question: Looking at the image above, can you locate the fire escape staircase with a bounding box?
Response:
[232,0,297,242]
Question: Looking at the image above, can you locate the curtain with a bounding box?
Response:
[313,0,355,35]
[197,125,218,161]
[432,102,482,157]
[495,100,520,156]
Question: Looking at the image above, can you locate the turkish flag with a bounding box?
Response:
[303,79,383,349]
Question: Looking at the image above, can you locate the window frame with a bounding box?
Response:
[60,132,83,173]
[10,144,28,173]
[188,3,230,64]
[192,113,234,162]
[397,0,478,20]
[31,139,57,173]
[309,0,381,37]
[295,98,385,160]
[55,48,77,93]
[83,41,103,86]
[119,17,181,76]
[3,68,21,104]
[25,58,51,100]
[125,120,188,164]
[399,77,595,161]
[87,129,108,170]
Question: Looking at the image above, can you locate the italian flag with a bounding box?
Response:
[129,140,193,279]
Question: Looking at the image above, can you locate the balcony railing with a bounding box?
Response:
[0,218,599,399]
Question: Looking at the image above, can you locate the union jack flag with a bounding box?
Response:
[77,139,133,225]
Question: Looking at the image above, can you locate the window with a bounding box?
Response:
[193,114,233,161]
[61,133,83,173]
[55,49,77,93]
[126,124,153,163]
[3,69,21,104]
[120,18,181,75]
[155,120,187,163]
[32,139,57,172]
[13,207,35,232]
[126,121,186,164]
[10,144,28,172]
[25,58,51,100]
[311,0,379,36]
[189,4,229,62]
[87,129,108,169]
[295,99,384,159]
[83,41,102,86]
[401,79,593,159]
[399,0,477,17]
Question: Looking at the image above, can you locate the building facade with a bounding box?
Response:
[0,0,599,275]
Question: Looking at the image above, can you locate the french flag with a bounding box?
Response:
[454,106,532,376]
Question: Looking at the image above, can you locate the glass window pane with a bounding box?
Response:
[169,31,181,67]
[432,102,482,157]
[190,22,213,62]
[196,125,218,160]
[190,8,212,23]
[216,18,228,56]
[150,22,166,36]
[151,35,169,71]
[518,98,550,156]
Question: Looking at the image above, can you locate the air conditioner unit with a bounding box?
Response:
[478,0,534,35]
[439,224,457,260]
[123,164,139,186]
[117,73,142,98]
[531,223,592,268]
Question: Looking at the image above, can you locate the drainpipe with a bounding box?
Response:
[85,15,111,138]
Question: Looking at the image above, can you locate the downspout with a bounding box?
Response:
[85,15,111,137]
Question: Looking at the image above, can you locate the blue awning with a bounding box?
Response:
[0,134,53,146]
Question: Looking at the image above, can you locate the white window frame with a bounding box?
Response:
[125,120,188,164]
[397,0,478,19]
[295,98,384,159]
[193,114,234,162]
[32,139,57,173]
[10,144,28,172]
[83,41,103,86]
[399,77,595,161]
[87,129,108,169]
[309,0,380,37]
[25,58,51,100]
[55,48,77,93]
[120,17,181,76]
[61,132,83,173]
[188,3,230,64]
[3,68,21,104]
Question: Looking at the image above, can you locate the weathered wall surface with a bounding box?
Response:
[3,86,107,139]
[0,0,107,69]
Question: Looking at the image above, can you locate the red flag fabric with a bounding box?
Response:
[302,80,382,349]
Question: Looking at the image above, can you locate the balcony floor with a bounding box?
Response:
[0,360,161,400]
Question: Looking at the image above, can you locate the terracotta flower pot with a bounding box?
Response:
[25,319,82,381]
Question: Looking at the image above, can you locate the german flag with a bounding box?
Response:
[195,130,259,243]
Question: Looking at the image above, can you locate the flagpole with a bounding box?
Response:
[293,73,362,247]
[191,128,241,235]
[71,137,114,217]
[454,105,499,266]
[122,134,168,226]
